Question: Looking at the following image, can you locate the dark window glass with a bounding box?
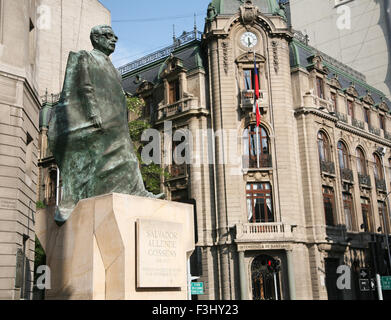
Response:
[244,69,254,90]
[323,186,335,226]
[331,92,337,110]
[380,114,385,131]
[243,125,270,168]
[316,77,324,99]
[364,108,370,124]
[318,131,330,162]
[337,141,349,169]
[343,193,354,231]
[361,197,372,232]
[373,154,383,180]
[347,100,354,118]
[168,79,180,104]
[356,148,366,175]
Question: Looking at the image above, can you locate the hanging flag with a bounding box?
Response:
[253,54,261,127]
[253,52,261,168]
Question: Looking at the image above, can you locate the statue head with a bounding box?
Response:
[90,25,118,56]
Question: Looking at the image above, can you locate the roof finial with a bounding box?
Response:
[194,13,197,35]
[173,24,176,45]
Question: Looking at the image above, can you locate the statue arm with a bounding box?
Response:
[78,51,102,128]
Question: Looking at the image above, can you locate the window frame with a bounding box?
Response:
[364,108,370,125]
[331,92,337,111]
[323,186,336,227]
[356,148,367,175]
[168,79,180,105]
[243,125,270,168]
[318,131,330,162]
[373,153,383,180]
[347,100,354,119]
[337,141,349,169]
[342,193,354,231]
[316,76,325,99]
[361,197,372,232]
[246,182,274,223]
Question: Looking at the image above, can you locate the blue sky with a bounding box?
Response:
[99,0,212,67]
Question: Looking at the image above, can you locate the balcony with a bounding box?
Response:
[320,160,335,175]
[352,118,364,130]
[236,222,293,242]
[384,131,391,141]
[335,112,348,123]
[157,97,199,121]
[358,173,371,187]
[369,125,380,136]
[375,178,387,191]
[340,167,353,182]
[240,90,264,110]
[243,154,272,169]
[166,163,188,181]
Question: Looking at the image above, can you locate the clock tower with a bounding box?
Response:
[202,0,303,299]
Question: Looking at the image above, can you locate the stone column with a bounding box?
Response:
[238,250,249,300]
[286,250,296,300]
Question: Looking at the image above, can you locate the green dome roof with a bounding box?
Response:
[210,0,281,15]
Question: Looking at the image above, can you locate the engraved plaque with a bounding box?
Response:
[137,219,184,288]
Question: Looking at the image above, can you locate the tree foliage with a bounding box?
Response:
[127,96,169,194]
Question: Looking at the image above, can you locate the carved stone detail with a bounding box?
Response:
[240,1,259,26]
[222,41,229,75]
[271,41,279,73]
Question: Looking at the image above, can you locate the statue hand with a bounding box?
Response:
[91,114,103,130]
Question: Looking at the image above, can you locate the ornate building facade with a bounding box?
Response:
[0,0,110,300]
[0,0,41,300]
[117,0,391,300]
[35,0,391,300]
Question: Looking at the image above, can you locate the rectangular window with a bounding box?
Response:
[343,193,354,231]
[380,114,385,131]
[323,186,335,226]
[347,100,354,118]
[246,183,274,223]
[364,108,370,124]
[361,197,372,232]
[244,69,253,90]
[316,77,324,99]
[168,79,180,104]
[331,92,337,111]
[378,201,389,234]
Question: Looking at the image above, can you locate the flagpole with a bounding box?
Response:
[256,125,260,168]
[254,49,260,168]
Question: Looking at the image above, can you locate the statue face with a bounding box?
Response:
[93,27,118,56]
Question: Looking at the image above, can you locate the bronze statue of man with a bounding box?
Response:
[48,25,163,223]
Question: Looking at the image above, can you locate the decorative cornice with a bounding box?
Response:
[294,107,391,147]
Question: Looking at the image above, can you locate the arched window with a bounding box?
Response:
[373,153,383,180]
[317,131,330,162]
[246,182,273,223]
[337,141,349,169]
[356,148,367,175]
[243,125,270,168]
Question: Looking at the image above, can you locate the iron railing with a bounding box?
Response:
[118,30,202,75]
[320,160,335,175]
[358,173,371,187]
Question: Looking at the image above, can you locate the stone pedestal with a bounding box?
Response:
[35,193,195,300]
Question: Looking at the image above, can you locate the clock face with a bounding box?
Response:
[241,32,258,48]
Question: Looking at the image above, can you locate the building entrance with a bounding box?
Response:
[251,254,281,300]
